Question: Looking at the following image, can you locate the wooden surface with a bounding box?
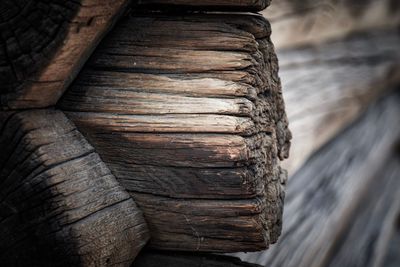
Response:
[59,13,291,252]
[327,152,400,267]
[236,90,400,267]
[0,0,129,110]
[262,0,400,48]
[279,30,400,174]
[0,110,149,266]
[133,250,262,267]
[134,0,270,11]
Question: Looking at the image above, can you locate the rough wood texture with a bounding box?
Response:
[237,90,400,267]
[134,0,270,11]
[133,250,262,267]
[0,109,149,266]
[59,13,291,252]
[0,0,129,110]
[262,0,400,48]
[279,30,400,174]
[326,152,400,267]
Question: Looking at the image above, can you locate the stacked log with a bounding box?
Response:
[0,0,290,264]
[0,110,149,266]
[0,0,130,109]
[59,11,291,252]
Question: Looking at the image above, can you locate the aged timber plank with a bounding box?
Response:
[0,109,149,266]
[262,0,400,48]
[132,193,268,252]
[59,13,291,252]
[0,0,129,110]
[279,30,400,173]
[237,90,400,267]
[327,152,400,267]
[134,0,270,11]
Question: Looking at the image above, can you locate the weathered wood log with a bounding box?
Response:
[134,0,270,11]
[59,13,291,252]
[0,0,129,110]
[237,90,400,267]
[0,109,149,266]
[263,0,400,48]
[327,152,400,267]
[133,250,262,267]
[279,30,400,173]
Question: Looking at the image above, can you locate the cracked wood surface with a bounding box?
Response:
[0,109,149,266]
[59,13,291,252]
[237,90,400,267]
[0,0,129,110]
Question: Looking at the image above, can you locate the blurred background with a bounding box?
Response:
[236,0,400,266]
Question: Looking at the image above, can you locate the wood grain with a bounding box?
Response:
[59,13,291,252]
[262,0,400,48]
[327,152,400,267]
[237,90,400,267]
[0,0,129,110]
[279,30,400,174]
[134,0,270,11]
[0,109,149,266]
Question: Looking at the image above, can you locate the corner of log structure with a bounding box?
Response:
[0,0,292,262]
[59,11,291,252]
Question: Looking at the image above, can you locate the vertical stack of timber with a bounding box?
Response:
[0,0,290,265]
[1,1,151,266]
[59,0,291,252]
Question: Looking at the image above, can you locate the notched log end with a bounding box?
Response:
[59,12,290,253]
[0,109,149,266]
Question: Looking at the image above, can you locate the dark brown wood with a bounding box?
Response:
[133,250,263,267]
[59,13,291,252]
[134,0,270,11]
[237,90,400,267]
[0,0,129,110]
[0,109,149,266]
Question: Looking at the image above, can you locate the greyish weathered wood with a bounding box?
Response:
[59,13,291,252]
[236,90,400,267]
[262,0,400,48]
[279,30,400,174]
[0,109,149,266]
[0,0,129,110]
[134,0,270,11]
[327,152,400,267]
